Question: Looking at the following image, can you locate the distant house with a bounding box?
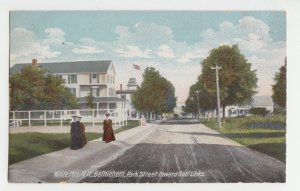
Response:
[227,96,274,117]
[251,96,274,113]
[10,59,126,113]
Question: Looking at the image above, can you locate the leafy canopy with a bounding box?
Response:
[10,66,79,110]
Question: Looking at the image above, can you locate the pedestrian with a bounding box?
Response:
[70,115,83,150]
[78,115,87,146]
[102,113,115,143]
[140,114,147,127]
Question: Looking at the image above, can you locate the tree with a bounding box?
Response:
[85,92,95,109]
[184,78,216,116]
[272,58,286,108]
[10,66,79,110]
[131,67,177,115]
[200,45,257,119]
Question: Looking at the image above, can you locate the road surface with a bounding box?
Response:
[82,120,285,183]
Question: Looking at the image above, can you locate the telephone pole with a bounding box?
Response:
[195,90,201,123]
[211,65,222,128]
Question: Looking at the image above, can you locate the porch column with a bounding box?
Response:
[96,102,99,117]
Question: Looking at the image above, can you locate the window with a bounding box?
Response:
[90,88,99,97]
[109,103,116,109]
[68,74,77,84]
[107,75,110,84]
[69,88,76,96]
[90,74,99,84]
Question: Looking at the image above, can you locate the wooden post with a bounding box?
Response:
[28,111,31,127]
[44,111,47,127]
[13,111,15,121]
[60,110,63,127]
[92,109,95,126]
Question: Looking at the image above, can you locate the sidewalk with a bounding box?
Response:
[8,124,157,183]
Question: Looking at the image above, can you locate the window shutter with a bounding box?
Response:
[97,74,99,83]
[89,74,92,84]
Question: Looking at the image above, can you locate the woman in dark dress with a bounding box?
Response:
[70,115,83,150]
[78,116,87,146]
[102,113,115,143]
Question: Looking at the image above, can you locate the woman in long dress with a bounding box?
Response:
[70,115,83,150]
[78,116,87,146]
[102,113,116,143]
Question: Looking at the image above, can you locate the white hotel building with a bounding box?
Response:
[10,59,126,114]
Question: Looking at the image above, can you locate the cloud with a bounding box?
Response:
[113,45,152,58]
[10,27,60,64]
[72,46,103,54]
[157,45,175,58]
[114,22,173,47]
[44,27,66,44]
[176,49,205,63]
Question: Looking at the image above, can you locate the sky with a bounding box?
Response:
[9,11,286,104]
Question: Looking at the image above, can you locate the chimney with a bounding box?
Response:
[120,84,123,91]
[32,59,38,67]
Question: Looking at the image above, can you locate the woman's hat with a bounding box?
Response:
[71,114,82,118]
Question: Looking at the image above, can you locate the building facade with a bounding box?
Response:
[116,78,139,119]
[10,59,126,114]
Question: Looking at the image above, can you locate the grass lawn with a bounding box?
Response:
[9,120,139,165]
[202,115,286,162]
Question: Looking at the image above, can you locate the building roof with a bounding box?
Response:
[251,96,274,106]
[78,97,126,103]
[10,60,112,74]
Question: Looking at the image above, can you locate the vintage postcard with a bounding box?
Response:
[8,11,286,183]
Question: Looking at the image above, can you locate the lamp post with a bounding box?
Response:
[195,90,201,123]
[211,65,222,128]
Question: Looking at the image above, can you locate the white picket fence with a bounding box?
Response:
[9,109,128,127]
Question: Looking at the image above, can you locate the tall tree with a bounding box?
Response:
[132,67,177,115]
[272,58,286,108]
[200,45,257,119]
[10,66,79,110]
[184,78,216,115]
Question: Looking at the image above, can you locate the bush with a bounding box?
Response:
[249,107,269,116]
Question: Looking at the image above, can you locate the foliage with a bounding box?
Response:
[272,58,286,108]
[200,45,258,118]
[85,92,95,109]
[183,78,216,114]
[10,66,79,110]
[249,107,269,116]
[202,115,286,162]
[131,67,177,114]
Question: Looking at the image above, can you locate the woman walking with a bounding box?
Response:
[102,113,116,143]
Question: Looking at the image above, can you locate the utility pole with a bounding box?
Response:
[195,90,201,123]
[211,65,222,128]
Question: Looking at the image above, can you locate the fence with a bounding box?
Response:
[9,109,128,127]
